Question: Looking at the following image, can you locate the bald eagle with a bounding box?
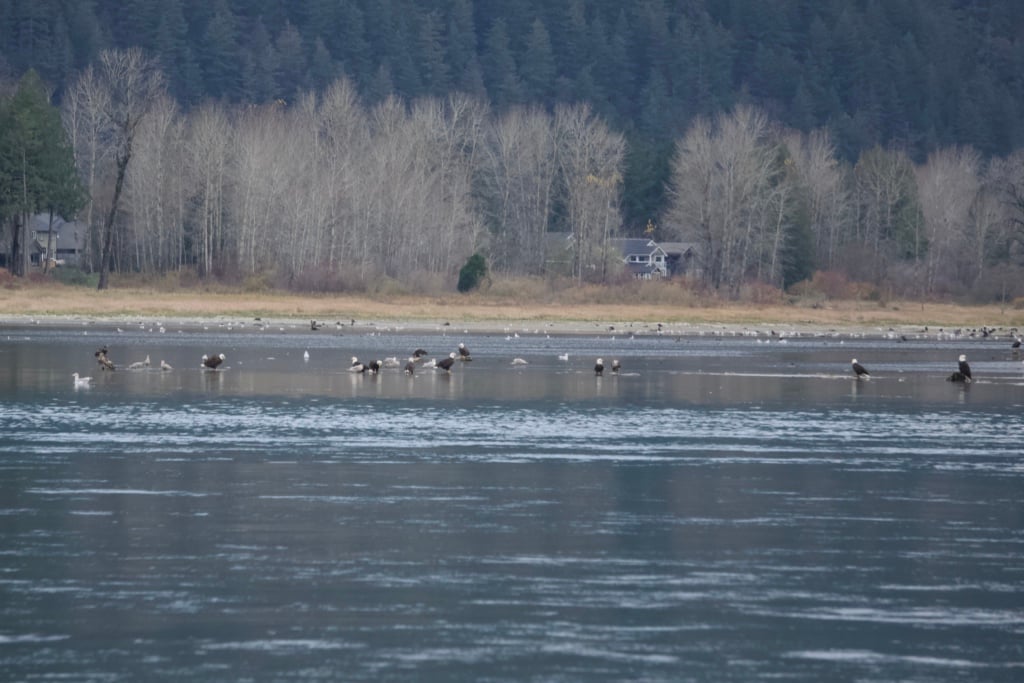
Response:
[201,353,225,370]
[611,359,621,374]
[851,358,870,379]
[958,354,972,382]
[436,352,457,373]
[594,358,604,376]
[458,342,472,361]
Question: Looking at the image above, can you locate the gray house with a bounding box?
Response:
[610,238,700,279]
[611,238,669,278]
[30,214,87,267]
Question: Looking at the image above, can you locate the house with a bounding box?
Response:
[610,238,669,279]
[30,213,87,267]
[542,232,701,280]
[657,241,700,278]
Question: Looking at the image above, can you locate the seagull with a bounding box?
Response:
[511,357,528,365]
[160,360,173,371]
[349,356,366,373]
[127,354,151,370]
[557,353,569,362]
[72,372,92,388]
[851,358,870,379]
[303,350,310,362]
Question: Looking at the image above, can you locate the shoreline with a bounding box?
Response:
[1,283,1021,339]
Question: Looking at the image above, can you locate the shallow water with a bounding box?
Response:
[1,323,1023,681]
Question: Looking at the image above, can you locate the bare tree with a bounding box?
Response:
[852,146,918,283]
[184,102,232,277]
[554,103,625,283]
[62,65,113,271]
[478,106,557,274]
[123,93,182,272]
[915,145,980,294]
[664,106,781,293]
[92,48,165,289]
[229,101,293,276]
[783,129,850,270]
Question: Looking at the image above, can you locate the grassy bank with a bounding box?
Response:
[2,276,1021,331]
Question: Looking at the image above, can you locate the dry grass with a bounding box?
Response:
[1,278,1021,330]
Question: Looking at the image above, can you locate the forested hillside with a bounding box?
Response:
[2,1,1024,300]
[4,1,1024,162]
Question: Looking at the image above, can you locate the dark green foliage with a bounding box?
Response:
[1,0,1021,162]
[0,69,84,275]
[457,252,488,293]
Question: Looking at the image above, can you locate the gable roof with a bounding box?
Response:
[30,214,86,252]
[608,237,665,257]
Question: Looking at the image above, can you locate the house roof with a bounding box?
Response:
[608,237,665,257]
[657,241,700,256]
[30,214,86,252]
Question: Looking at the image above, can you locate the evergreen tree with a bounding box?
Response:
[198,0,241,99]
[417,9,450,97]
[0,69,82,276]
[331,0,370,86]
[240,19,278,103]
[274,20,307,98]
[481,18,522,108]
[521,18,555,105]
[445,0,479,93]
[154,0,200,102]
[308,36,337,94]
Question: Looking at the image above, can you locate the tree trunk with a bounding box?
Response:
[43,211,56,273]
[10,216,24,277]
[98,149,131,290]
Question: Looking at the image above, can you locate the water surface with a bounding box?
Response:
[1,323,1022,681]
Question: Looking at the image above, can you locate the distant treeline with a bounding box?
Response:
[3,53,1020,301]
[2,0,1024,229]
